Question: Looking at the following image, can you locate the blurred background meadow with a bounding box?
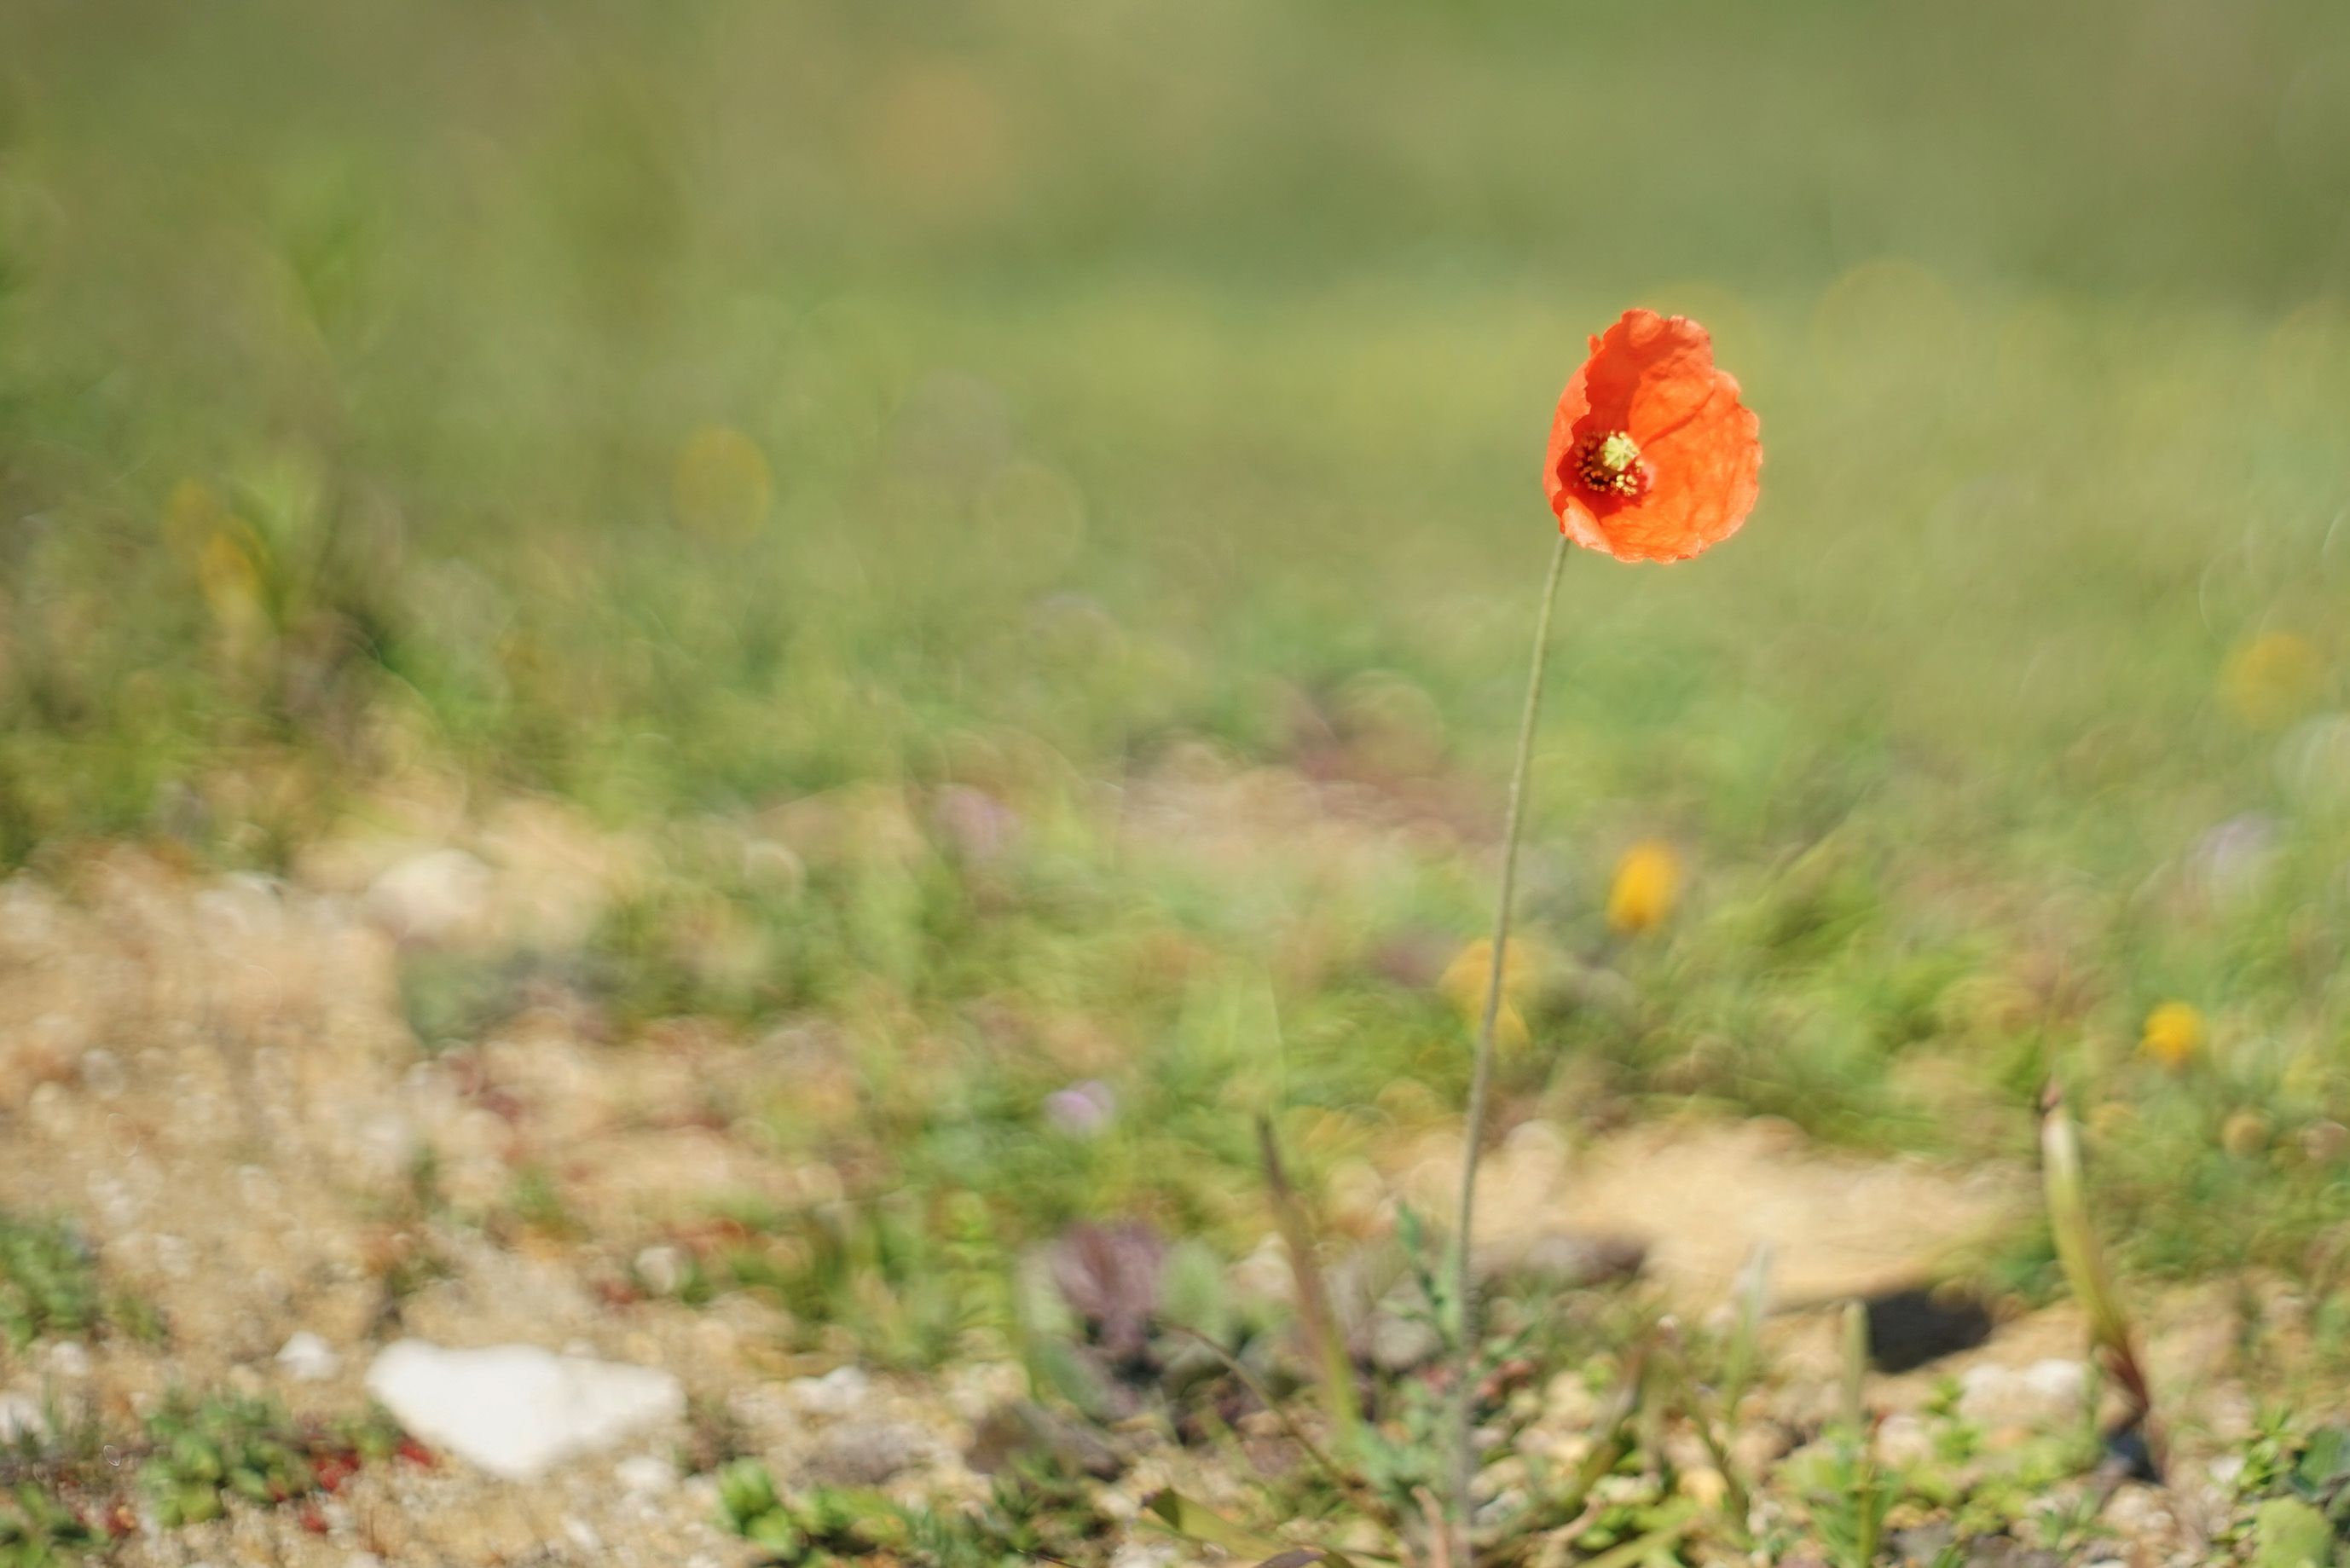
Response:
[5,0,2350,1559]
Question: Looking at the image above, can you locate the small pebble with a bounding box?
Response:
[278,1330,342,1382]
[1876,1412,1934,1467]
[616,1454,677,1495]
[1678,1467,1728,1508]
[79,1048,127,1100]
[789,1363,872,1416]
[1957,1358,2085,1427]
[634,1245,686,1297]
[0,1394,47,1443]
[812,1420,925,1485]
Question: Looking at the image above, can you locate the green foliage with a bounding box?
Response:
[138,1392,316,1527]
[501,1164,581,1241]
[1803,1430,1893,1568]
[2234,1417,2350,1567]
[0,1218,99,1352]
[725,1194,1010,1370]
[717,1457,1111,1568]
[0,1485,97,1567]
[2256,1499,2339,1568]
[716,1465,900,1563]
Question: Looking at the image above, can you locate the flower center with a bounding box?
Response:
[1572,430,1649,500]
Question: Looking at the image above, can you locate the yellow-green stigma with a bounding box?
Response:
[1573,430,1649,500]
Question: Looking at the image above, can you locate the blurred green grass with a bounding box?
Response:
[6,0,2350,1290]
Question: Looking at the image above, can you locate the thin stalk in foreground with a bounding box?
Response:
[1449,530,1571,1561]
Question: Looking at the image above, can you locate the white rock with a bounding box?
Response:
[364,850,493,946]
[0,1393,47,1443]
[1957,1357,2087,1427]
[634,1245,686,1298]
[1111,1542,1181,1568]
[278,1331,341,1382]
[364,1339,684,1482]
[1875,1412,1934,1467]
[44,1342,90,1379]
[616,1453,678,1495]
[788,1363,872,1416]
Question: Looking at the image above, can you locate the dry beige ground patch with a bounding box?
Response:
[1392,1114,2027,1304]
[0,836,2266,1566]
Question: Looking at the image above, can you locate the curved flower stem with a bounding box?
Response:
[1449,530,1571,1564]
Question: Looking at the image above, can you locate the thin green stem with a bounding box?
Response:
[1449,530,1571,1563]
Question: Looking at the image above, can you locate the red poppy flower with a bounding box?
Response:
[1543,310,1761,563]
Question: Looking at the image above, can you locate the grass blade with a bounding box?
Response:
[1143,1490,1357,1568]
[2040,1080,2158,1467]
[1257,1114,1365,1451]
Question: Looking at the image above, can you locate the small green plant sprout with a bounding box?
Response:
[138,1392,318,1527]
[720,1455,1108,1568]
[715,1461,905,1562]
[0,1217,101,1353]
[728,1194,1005,1371]
[715,1458,796,1554]
[1259,1116,1364,1449]
[1803,1301,1890,1568]
[2231,1420,2350,1567]
[1143,1489,1363,1568]
[952,1453,1118,1565]
[2039,1080,2159,1478]
[1664,1247,1772,1542]
[0,1483,100,1567]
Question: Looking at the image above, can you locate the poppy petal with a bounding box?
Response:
[1582,310,1721,443]
[1589,375,1761,563]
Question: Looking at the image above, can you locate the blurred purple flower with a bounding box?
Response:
[1044,1079,1115,1138]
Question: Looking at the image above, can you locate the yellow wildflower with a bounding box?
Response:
[2139,1001,2204,1071]
[1606,840,1681,934]
[1439,938,1535,1051]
